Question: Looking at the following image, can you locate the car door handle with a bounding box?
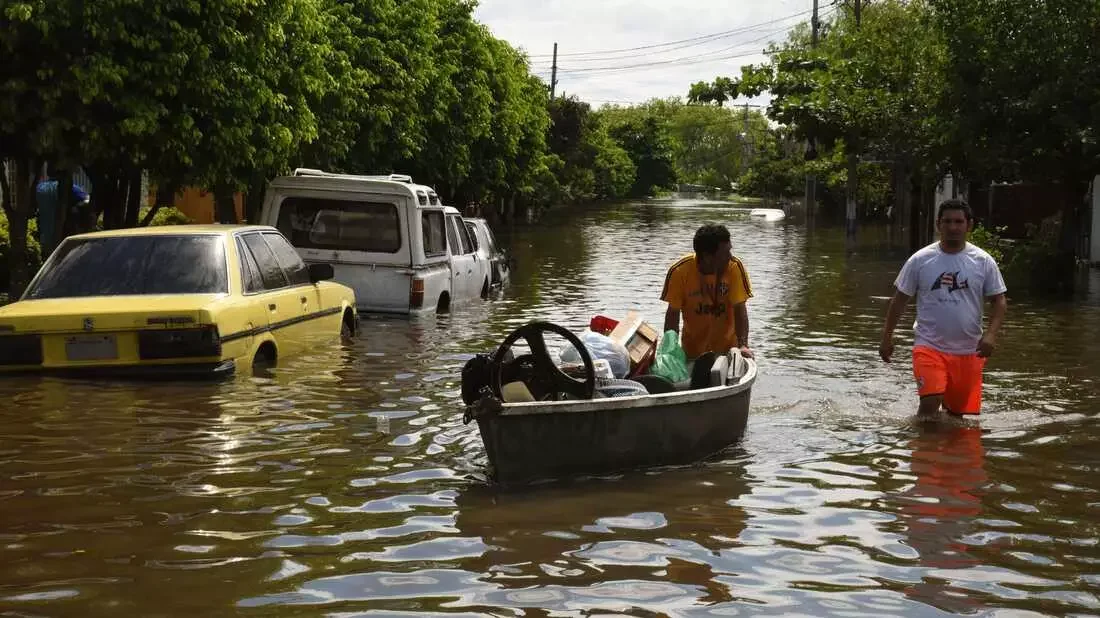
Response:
[268,304,277,311]
[300,296,307,303]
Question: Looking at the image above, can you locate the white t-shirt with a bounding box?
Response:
[894,242,1007,355]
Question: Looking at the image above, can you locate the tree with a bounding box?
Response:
[689,1,949,221]
[0,0,336,230]
[929,0,1100,274]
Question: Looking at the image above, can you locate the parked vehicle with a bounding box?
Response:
[0,225,358,378]
[464,217,511,288]
[259,168,491,315]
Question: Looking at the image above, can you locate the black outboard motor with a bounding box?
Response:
[461,349,516,405]
[461,353,494,405]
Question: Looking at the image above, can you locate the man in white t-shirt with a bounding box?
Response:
[879,199,1008,417]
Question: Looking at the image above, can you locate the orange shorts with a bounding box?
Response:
[912,345,986,415]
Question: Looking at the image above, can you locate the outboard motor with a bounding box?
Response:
[461,353,495,405]
[461,349,516,405]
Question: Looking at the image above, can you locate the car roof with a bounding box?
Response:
[66,224,276,240]
[272,170,445,207]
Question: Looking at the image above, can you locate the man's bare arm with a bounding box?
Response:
[733,302,755,359]
[664,306,680,334]
[733,302,749,348]
[978,293,1008,357]
[879,289,911,362]
[987,293,1007,338]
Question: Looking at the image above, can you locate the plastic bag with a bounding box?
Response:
[650,330,690,383]
[560,330,631,379]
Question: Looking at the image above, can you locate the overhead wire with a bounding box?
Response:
[525,7,816,61]
[551,10,834,76]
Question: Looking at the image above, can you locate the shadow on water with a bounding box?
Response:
[1,197,1098,616]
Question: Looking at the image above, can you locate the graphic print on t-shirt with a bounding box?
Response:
[931,271,970,293]
[693,280,732,317]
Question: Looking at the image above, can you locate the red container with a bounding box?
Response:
[589,315,619,336]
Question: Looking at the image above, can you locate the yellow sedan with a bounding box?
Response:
[0,224,359,377]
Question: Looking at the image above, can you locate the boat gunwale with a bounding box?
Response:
[492,358,757,417]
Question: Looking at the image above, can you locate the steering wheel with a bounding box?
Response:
[489,321,596,401]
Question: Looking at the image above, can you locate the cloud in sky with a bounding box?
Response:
[472,0,821,107]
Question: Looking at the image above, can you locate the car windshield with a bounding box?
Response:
[25,235,228,299]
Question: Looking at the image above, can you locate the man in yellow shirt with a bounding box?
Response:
[660,223,755,359]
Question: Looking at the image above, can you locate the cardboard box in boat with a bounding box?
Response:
[607,311,659,377]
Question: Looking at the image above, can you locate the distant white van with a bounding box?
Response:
[258,169,491,315]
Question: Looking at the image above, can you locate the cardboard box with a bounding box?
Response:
[608,311,659,377]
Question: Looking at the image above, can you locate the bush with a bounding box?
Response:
[0,211,43,294]
[969,223,1007,263]
[138,206,193,227]
[971,216,1073,295]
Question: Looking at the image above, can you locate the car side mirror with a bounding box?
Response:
[308,263,334,283]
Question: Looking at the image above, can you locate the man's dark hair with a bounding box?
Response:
[693,223,731,255]
[937,198,973,222]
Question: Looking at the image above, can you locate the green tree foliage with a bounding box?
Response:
[689,1,946,217]
[597,99,773,195]
[545,96,635,203]
[930,0,1100,187]
[598,108,673,193]
[930,0,1100,280]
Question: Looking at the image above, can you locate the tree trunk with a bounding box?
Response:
[6,159,34,299]
[907,173,921,253]
[140,181,176,226]
[90,168,125,231]
[54,169,73,246]
[244,175,266,223]
[1048,180,1086,295]
[213,185,238,224]
[845,151,858,243]
[124,169,142,228]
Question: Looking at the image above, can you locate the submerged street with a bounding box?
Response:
[2,197,1098,616]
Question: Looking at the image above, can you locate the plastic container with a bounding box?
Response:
[590,315,620,336]
[592,358,614,379]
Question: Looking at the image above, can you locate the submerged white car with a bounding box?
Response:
[259,169,494,315]
[464,217,511,289]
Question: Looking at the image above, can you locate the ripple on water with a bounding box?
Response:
[1,205,1098,616]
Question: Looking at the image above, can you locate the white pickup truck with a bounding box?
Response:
[258,169,493,315]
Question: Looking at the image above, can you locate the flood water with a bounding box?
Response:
[2,198,1099,616]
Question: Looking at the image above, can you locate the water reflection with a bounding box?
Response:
[1,198,1098,616]
[895,423,987,613]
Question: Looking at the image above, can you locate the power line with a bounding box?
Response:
[526,8,815,60]
[552,14,833,76]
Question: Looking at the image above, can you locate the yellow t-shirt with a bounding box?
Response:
[660,253,753,358]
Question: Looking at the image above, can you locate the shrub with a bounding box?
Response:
[0,211,43,294]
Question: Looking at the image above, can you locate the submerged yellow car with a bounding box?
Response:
[0,225,359,377]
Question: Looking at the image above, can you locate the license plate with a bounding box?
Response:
[65,335,118,361]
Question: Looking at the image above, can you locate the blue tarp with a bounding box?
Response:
[36,180,91,251]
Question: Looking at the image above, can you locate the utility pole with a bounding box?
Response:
[812,0,820,46]
[846,0,861,244]
[805,0,820,223]
[742,103,750,176]
[549,42,559,99]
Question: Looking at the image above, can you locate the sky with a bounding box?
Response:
[472,0,824,108]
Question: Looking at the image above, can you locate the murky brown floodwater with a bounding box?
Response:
[2,198,1099,616]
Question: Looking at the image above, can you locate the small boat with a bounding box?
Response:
[749,207,786,221]
[461,320,757,485]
